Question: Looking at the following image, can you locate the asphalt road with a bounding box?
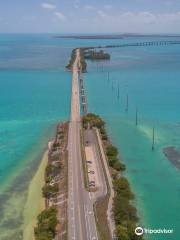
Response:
[84,129,107,200]
[67,49,98,240]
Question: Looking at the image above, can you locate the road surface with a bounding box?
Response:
[67,49,98,240]
[84,129,107,200]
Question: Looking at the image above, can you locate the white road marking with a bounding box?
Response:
[84,205,91,240]
[68,50,99,240]
[89,192,92,199]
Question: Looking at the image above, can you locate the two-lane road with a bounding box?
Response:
[68,49,98,240]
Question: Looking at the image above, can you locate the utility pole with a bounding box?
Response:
[117,84,120,100]
[101,64,104,72]
[107,72,110,83]
[136,107,138,126]
[152,127,155,151]
[125,94,129,112]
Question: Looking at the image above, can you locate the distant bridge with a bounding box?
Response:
[98,40,180,49]
[80,41,180,51]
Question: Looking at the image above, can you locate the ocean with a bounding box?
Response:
[0,34,180,239]
[0,34,72,239]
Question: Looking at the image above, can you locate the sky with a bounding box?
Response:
[0,0,180,33]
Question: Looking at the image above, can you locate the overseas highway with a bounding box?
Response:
[67,49,98,240]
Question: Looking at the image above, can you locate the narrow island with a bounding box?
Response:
[34,123,68,240]
[33,48,143,240]
[53,34,124,39]
[84,49,110,60]
[66,48,110,73]
[34,114,143,240]
[66,48,87,72]
[82,113,143,240]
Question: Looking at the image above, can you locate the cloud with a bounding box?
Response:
[84,5,96,10]
[97,10,107,18]
[87,10,180,33]
[41,3,56,10]
[100,11,157,27]
[138,11,157,24]
[55,11,66,21]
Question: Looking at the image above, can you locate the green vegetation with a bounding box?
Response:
[106,145,118,157]
[84,50,110,60]
[66,48,87,72]
[42,184,59,199]
[108,149,142,239]
[100,127,108,141]
[42,134,63,201]
[82,113,105,129]
[45,162,61,178]
[79,48,87,72]
[106,145,126,171]
[106,146,140,239]
[66,49,76,71]
[82,113,143,240]
[113,178,134,199]
[34,123,68,240]
[116,225,129,240]
[82,113,126,172]
[34,207,58,240]
[106,144,142,239]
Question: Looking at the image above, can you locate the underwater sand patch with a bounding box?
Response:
[163,146,180,170]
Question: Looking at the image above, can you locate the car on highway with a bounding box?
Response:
[87,160,92,164]
[89,183,95,187]
[88,170,95,174]
[89,181,95,187]
[89,180,95,183]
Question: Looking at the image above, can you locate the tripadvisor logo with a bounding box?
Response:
[135,226,174,236]
[135,227,144,236]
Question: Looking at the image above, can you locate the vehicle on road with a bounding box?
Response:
[89,183,95,187]
[89,180,95,183]
[89,181,96,187]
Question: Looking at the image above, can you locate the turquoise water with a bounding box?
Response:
[0,34,180,239]
[85,43,180,239]
[0,35,72,239]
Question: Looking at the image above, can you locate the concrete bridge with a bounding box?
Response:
[79,74,87,115]
[94,40,180,49]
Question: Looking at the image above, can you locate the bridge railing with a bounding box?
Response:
[95,40,180,49]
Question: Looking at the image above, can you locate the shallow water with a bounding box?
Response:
[85,42,180,239]
[0,34,72,239]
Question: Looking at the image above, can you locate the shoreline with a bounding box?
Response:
[82,113,141,239]
[33,122,68,239]
[23,150,48,240]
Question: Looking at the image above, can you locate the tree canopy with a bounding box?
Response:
[34,207,58,240]
[82,113,105,129]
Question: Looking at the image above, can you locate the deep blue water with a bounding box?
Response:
[0,34,180,239]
